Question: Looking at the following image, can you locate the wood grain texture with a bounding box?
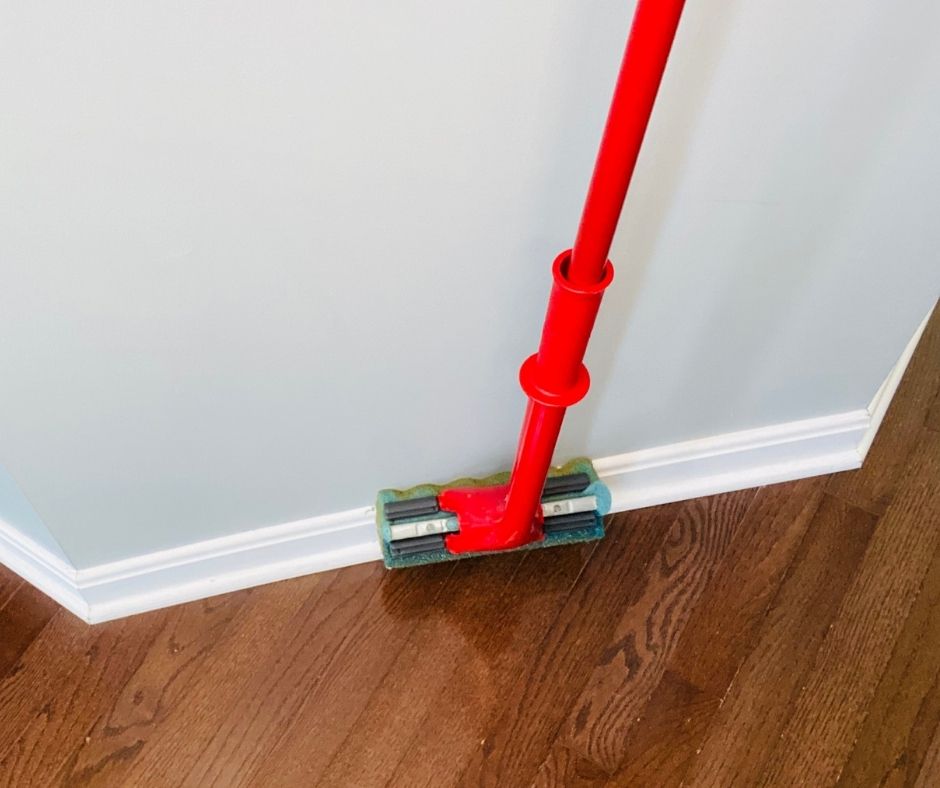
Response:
[245,561,456,787]
[0,612,167,787]
[682,495,877,788]
[82,576,326,787]
[532,744,609,788]
[386,543,597,788]
[927,385,940,433]
[915,722,940,788]
[836,537,940,787]
[316,553,528,788]
[456,502,686,788]
[0,581,58,680]
[602,478,828,786]
[183,562,386,787]
[0,306,936,788]
[557,491,756,773]
[761,429,940,786]
[56,589,254,785]
[0,574,21,614]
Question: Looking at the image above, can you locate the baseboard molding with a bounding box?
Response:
[0,518,89,621]
[78,509,381,624]
[859,308,933,459]
[595,409,867,512]
[1,308,931,623]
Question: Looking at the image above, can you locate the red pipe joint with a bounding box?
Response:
[520,250,615,409]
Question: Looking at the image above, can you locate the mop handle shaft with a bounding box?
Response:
[569,0,686,288]
[502,0,687,534]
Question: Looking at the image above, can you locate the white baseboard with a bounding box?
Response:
[78,509,381,624]
[0,518,89,621]
[1,308,931,624]
[859,309,932,459]
[595,409,868,512]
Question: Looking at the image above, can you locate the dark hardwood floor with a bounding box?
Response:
[1,307,938,787]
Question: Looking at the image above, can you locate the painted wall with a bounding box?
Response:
[0,465,69,562]
[1,0,937,569]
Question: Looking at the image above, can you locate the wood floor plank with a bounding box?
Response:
[914,722,940,788]
[897,673,940,788]
[52,588,253,785]
[242,560,457,787]
[0,568,22,613]
[315,552,530,788]
[836,537,940,787]
[827,306,940,514]
[532,744,609,788]
[600,478,828,786]
[557,490,757,774]
[681,494,877,788]
[84,574,330,787]
[179,562,386,787]
[0,583,60,679]
[386,541,598,788]
[456,493,753,788]
[0,611,168,787]
[0,613,100,764]
[760,429,940,785]
[927,385,940,433]
[454,503,682,788]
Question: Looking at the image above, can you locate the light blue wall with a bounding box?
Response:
[0,463,69,563]
[1,0,937,568]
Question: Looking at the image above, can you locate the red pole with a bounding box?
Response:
[569,0,687,287]
[500,0,686,539]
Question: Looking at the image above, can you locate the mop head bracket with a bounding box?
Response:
[376,457,611,569]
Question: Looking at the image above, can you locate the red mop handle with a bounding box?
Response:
[499,0,687,543]
[570,0,687,287]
